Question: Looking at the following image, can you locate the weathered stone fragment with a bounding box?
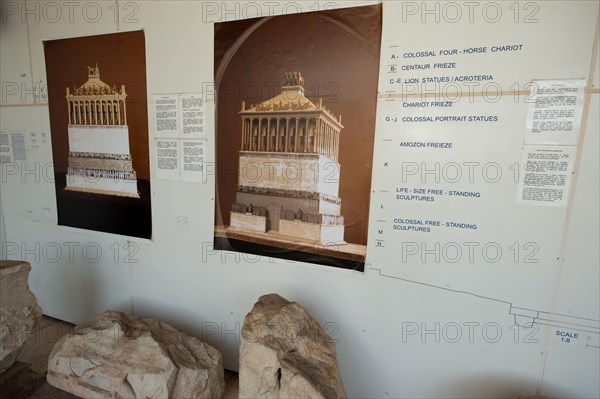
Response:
[0,260,42,373]
[47,310,224,398]
[240,294,346,399]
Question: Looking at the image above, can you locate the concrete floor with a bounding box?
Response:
[10,315,239,399]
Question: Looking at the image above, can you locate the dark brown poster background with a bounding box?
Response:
[214,5,382,268]
[44,30,151,238]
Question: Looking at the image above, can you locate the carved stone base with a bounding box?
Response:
[65,176,139,198]
[229,212,267,233]
[279,219,345,245]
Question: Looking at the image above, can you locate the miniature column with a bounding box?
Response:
[121,86,128,126]
[245,118,250,150]
[250,119,254,150]
[305,117,310,153]
[331,128,335,160]
[90,101,94,125]
[337,131,341,161]
[117,100,122,125]
[67,100,72,125]
[275,119,280,152]
[246,118,254,151]
[317,119,321,155]
[315,118,321,155]
[252,118,256,151]
[313,118,318,153]
[294,117,300,152]
[247,119,251,151]
[285,118,290,152]
[321,120,326,157]
[241,117,246,150]
[332,127,336,160]
[89,101,94,125]
[334,129,338,160]
[328,126,333,159]
[314,118,319,154]
[258,118,262,151]
[331,129,335,161]
[325,122,330,158]
[324,124,328,158]
[266,118,272,151]
[247,118,251,150]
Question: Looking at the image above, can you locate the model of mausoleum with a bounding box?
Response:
[229,72,345,245]
[65,64,139,197]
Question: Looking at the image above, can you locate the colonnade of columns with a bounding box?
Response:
[67,97,127,126]
[240,115,340,161]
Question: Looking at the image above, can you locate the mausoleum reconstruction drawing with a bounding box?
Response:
[228,72,346,245]
[65,64,139,197]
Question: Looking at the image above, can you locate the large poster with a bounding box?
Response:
[44,31,152,239]
[213,5,382,270]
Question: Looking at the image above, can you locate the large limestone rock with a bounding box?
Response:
[0,260,42,373]
[239,294,346,399]
[47,310,225,398]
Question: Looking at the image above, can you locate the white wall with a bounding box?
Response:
[1,1,598,398]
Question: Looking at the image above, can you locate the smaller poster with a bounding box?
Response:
[516,145,576,207]
[44,30,152,239]
[525,79,586,145]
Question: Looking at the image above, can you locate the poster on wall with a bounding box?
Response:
[213,5,382,271]
[44,31,152,239]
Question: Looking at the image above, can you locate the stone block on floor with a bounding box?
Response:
[0,260,43,374]
[239,293,346,399]
[47,310,225,399]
